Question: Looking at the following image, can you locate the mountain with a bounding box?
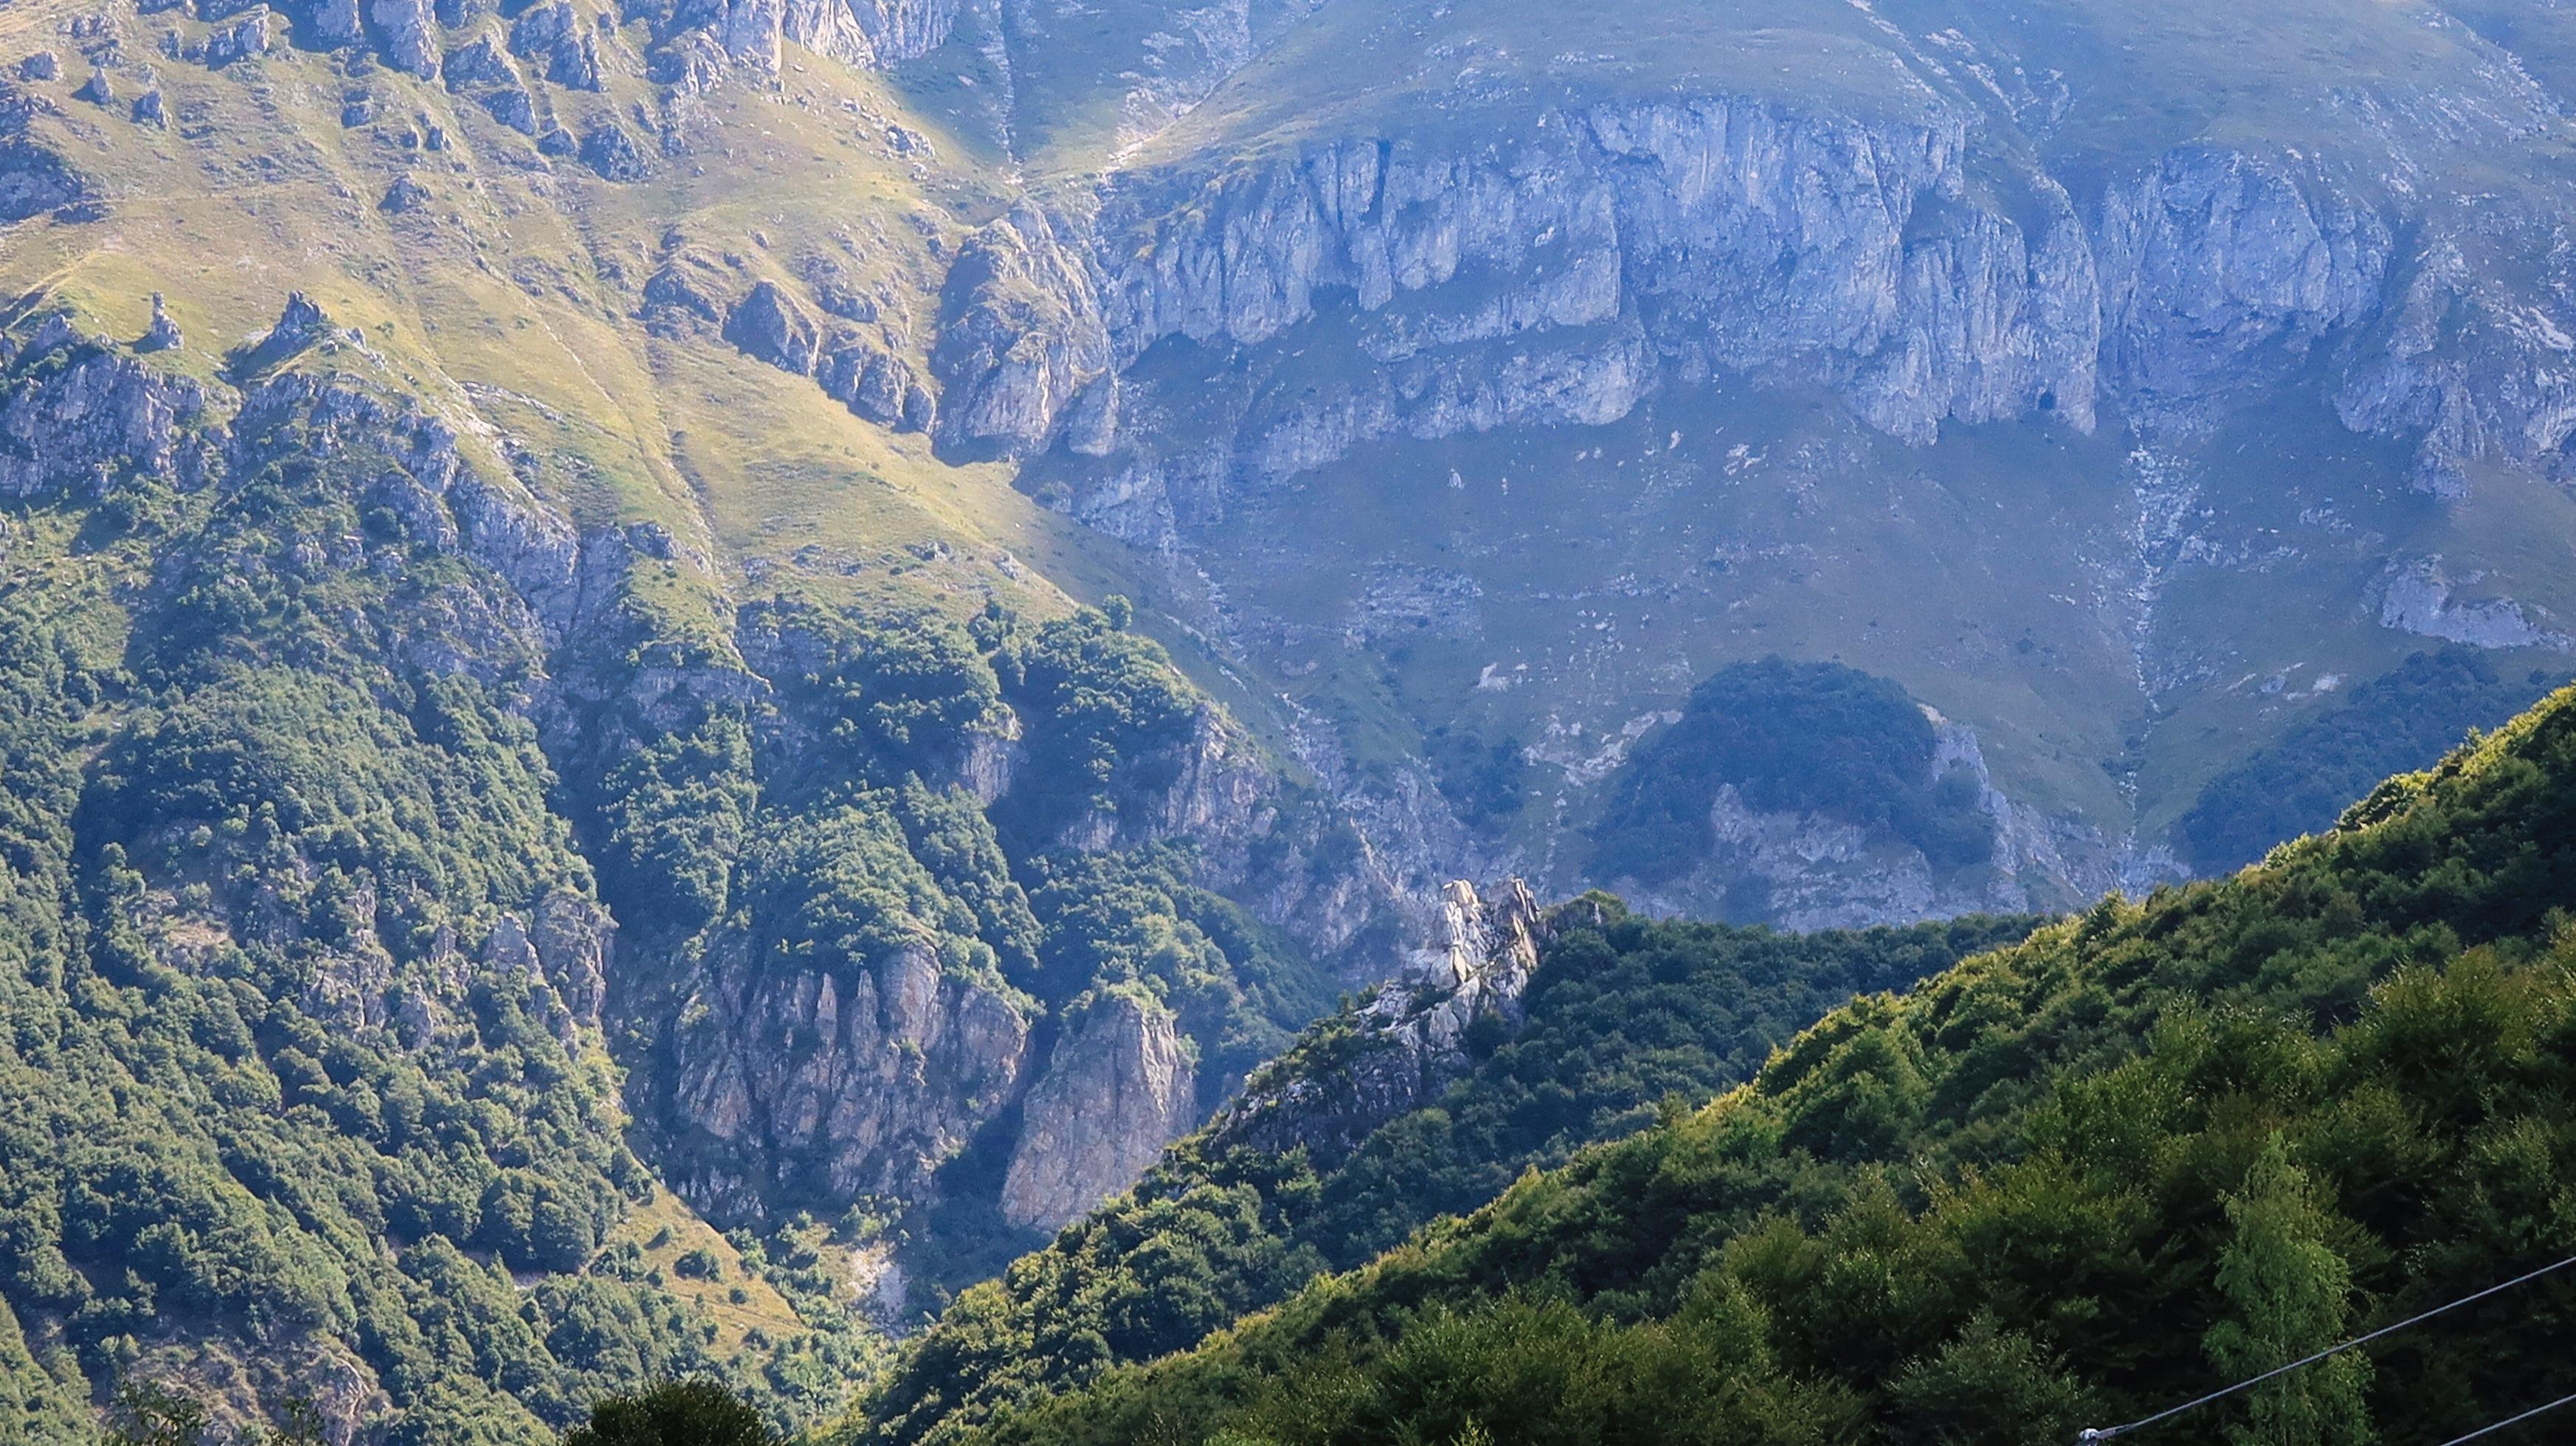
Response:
[925,0,2576,925]
[10,0,2576,930]
[934,679,2576,1445]
[9,0,2576,1438]
[0,286,1394,1439]
[0,0,1454,1434]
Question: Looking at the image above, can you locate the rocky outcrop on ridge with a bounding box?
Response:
[726,277,937,433]
[1209,878,1541,1168]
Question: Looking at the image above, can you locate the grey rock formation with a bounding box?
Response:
[725,278,822,372]
[308,0,363,45]
[725,277,935,432]
[509,1,575,57]
[671,944,1032,1211]
[380,174,430,212]
[843,0,954,63]
[369,0,442,77]
[644,246,735,326]
[671,0,954,77]
[258,291,334,353]
[530,890,615,1023]
[203,8,273,65]
[579,119,649,180]
[922,89,2542,553]
[140,291,180,351]
[0,315,210,498]
[1210,878,1540,1167]
[19,52,60,82]
[930,201,1111,457]
[0,83,93,223]
[511,1,602,89]
[2378,559,2575,651]
[941,97,2108,494]
[441,29,519,88]
[1001,991,1196,1231]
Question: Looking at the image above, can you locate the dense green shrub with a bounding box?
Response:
[995,610,1200,840]
[1592,658,1994,889]
[562,1380,773,1446]
[2178,647,2563,871]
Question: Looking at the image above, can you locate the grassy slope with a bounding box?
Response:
[0,2,1218,657]
[971,677,2576,1444]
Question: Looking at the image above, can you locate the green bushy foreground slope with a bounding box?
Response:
[848,913,2039,1445]
[939,686,2576,1445]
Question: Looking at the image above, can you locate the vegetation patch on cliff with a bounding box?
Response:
[1592,658,1995,888]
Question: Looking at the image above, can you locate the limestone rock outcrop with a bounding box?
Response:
[669,0,954,77]
[672,944,1032,1213]
[0,314,210,497]
[726,277,935,432]
[1209,879,1541,1168]
[1001,992,1197,1232]
[368,0,443,77]
[930,201,1111,457]
[0,82,91,222]
[920,80,2561,545]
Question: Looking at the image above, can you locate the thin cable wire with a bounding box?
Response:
[2432,1390,2576,1445]
[2074,1252,2576,1442]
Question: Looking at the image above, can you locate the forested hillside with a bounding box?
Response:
[0,306,1369,1442]
[2176,648,2568,873]
[960,684,2576,1445]
[846,909,2037,1445]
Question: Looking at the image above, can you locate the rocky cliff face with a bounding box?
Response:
[1211,877,1539,1167]
[672,944,1032,1211]
[932,100,2462,533]
[1001,990,1196,1231]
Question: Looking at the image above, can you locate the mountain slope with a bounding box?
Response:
[13,0,2576,1436]
[961,680,2576,1445]
[0,283,1403,1436]
[846,890,2036,1445]
[0,1,1415,1433]
[929,0,2576,921]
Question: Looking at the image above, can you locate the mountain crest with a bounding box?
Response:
[1209,876,1541,1168]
